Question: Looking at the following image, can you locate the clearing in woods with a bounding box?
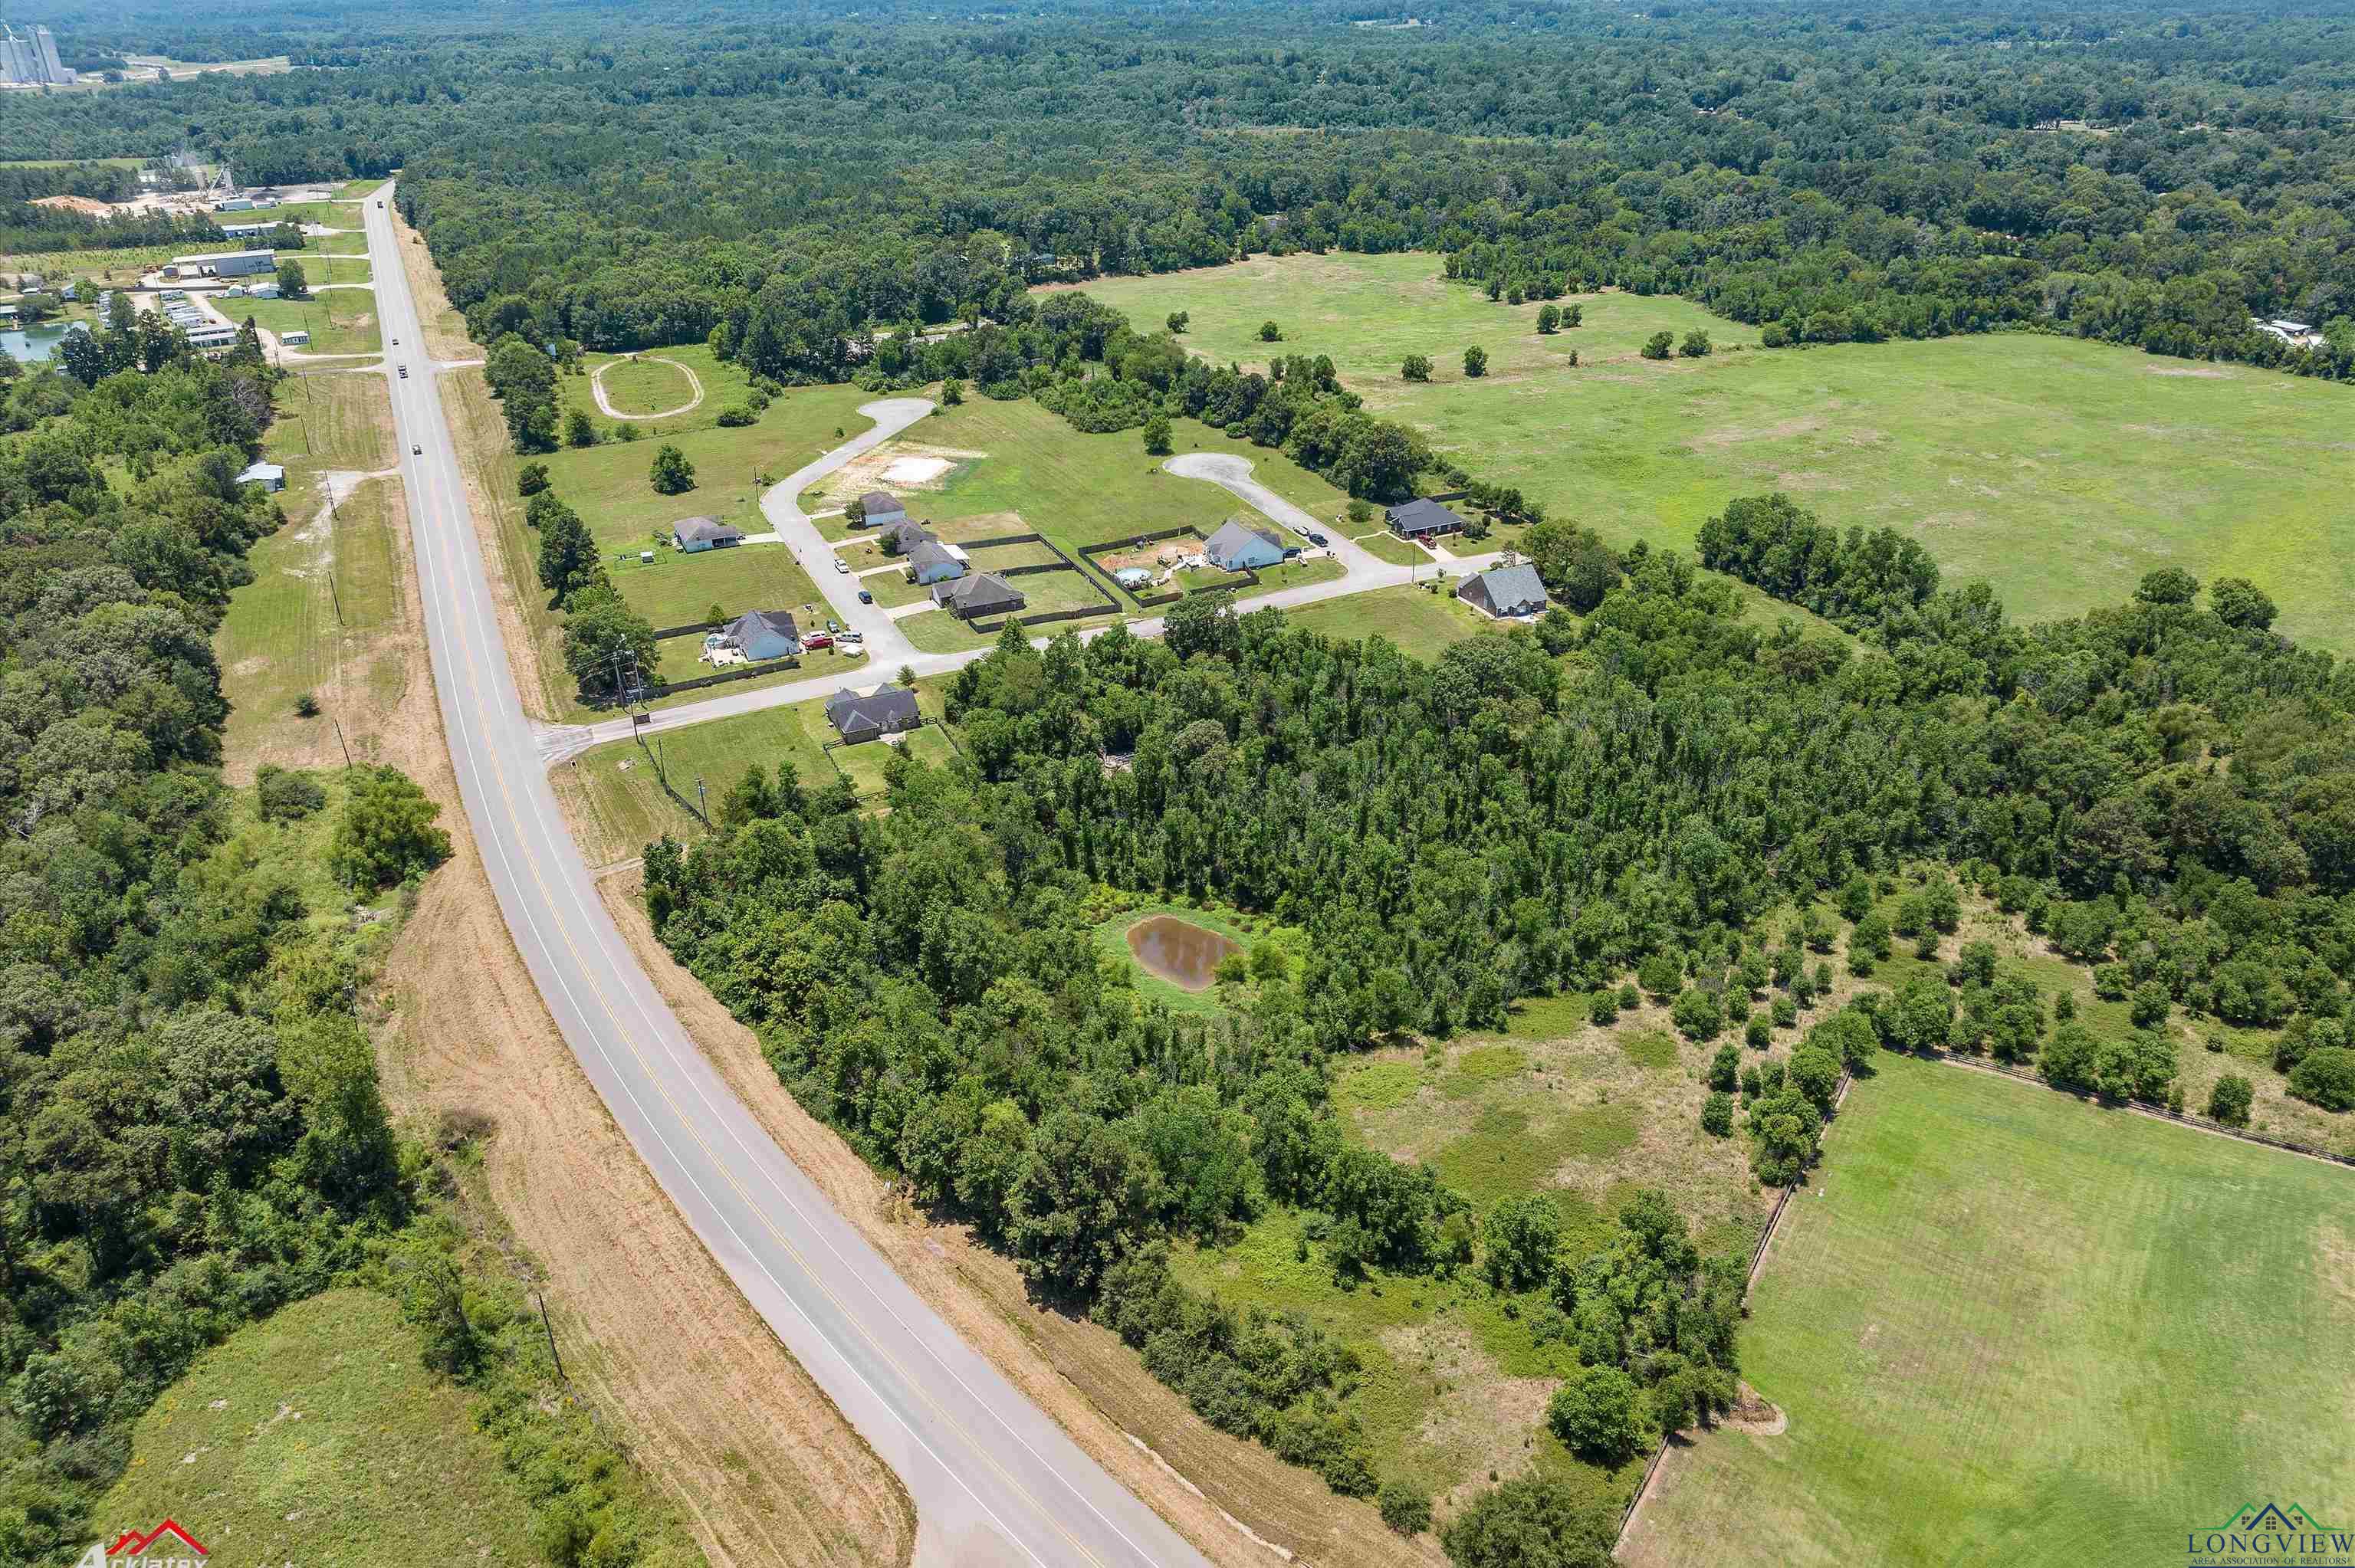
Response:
[1065,252,2355,652]
[97,1290,547,1567]
[1624,1050,2355,1568]
[599,355,701,415]
[217,372,411,779]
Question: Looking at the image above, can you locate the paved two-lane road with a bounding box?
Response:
[363,181,1214,1568]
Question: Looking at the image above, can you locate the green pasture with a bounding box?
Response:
[1068,253,2355,651]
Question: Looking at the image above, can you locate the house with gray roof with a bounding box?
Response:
[825,684,923,744]
[1204,519,1289,572]
[856,491,907,528]
[1385,497,1465,540]
[672,516,744,553]
[1457,562,1549,618]
[719,609,800,661]
[882,518,937,556]
[905,538,969,586]
[931,571,1026,620]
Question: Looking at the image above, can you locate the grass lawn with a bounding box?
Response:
[552,684,951,862]
[1002,566,1115,615]
[1251,555,1347,592]
[1626,1050,2355,1568]
[314,228,372,255]
[239,292,379,355]
[97,1289,540,1568]
[567,343,764,438]
[862,570,934,608]
[809,395,1358,563]
[279,251,372,286]
[1276,582,1496,654]
[1066,253,2355,653]
[600,356,699,415]
[603,545,830,635]
[268,367,398,478]
[1352,530,1428,566]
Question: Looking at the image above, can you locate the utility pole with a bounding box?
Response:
[330,714,353,770]
[695,774,707,824]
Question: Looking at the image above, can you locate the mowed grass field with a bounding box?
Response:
[98,1290,540,1568]
[1625,1051,2355,1568]
[552,684,956,863]
[1066,253,2355,651]
[599,356,699,415]
[239,291,381,356]
[218,372,410,779]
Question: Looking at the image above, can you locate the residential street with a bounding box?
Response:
[363,179,1215,1568]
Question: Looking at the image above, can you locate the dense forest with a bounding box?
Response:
[644,494,2355,1542]
[2,0,2354,379]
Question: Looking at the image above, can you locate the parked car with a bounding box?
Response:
[827,619,839,634]
[839,628,864,644]
[858,589,874,604]
[1308,530,1329,547]
[833,558,849,573]
[803,632,833,649]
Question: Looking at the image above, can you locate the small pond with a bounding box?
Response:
[1,321,88,363]
[1125,914,1240,992]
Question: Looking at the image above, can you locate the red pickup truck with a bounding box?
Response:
[801,632,833,650]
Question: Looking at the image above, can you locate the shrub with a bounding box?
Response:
[255,764,326,823]
[1141,413,1172,455]
[1588,991,1618,1026]
[1770,995,1798,1028]
[1259,321,1283,342]
[1482,1194,1562,1291]
[517,460,550,497]
[1618,981,1640,1010]
[1166,310,1189,333]
[293,691,320,717]
[1442,1479,1619,1568]
[1377,1481,1432,1536]
[2130,981,2172,1029]
[1636,950,1683,998]
[1708,1044,1740,1090]
[2208,1073,2254,1127]
[2288,1047,2355,1111]
[715,405,754,427]
[649,442,695,494]
[1536,304,1560,334]
[1678,330,1712,357]
[330,766,452,892]
[1641,330,1673,360]
[1670,986,1724,1042]
[1546,1366,1644,1465]
[1463,345,1488,378]
[1744,1012,1772,1049]
[1700,1091,1734,1137]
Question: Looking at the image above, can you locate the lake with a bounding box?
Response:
[1125,914,1240,992]
[1,322,87,362]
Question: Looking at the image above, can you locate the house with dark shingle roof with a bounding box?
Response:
[672,516,744,553]
[1457,563,1549,619]
[825,684,922,744]
[904,538,969,586]
[719,609,801,661]
[857,491,907,528]
[882,519,937,556]
[1204,519,1288,572]
[1384,498,1464,540]
[931,571,1026,620]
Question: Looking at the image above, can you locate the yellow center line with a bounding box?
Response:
[370,197,1151,1568]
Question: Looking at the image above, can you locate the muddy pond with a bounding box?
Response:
[1125,914,1240,991]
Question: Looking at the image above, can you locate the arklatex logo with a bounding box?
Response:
[75,1520,208,1568]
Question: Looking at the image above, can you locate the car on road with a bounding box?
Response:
[398,365,408,379]
[833,558,849,573]
[858,589,873,604]
[392,336,399,346]
[412,444,421,454]
[1308,530,1329,546]
[803,632,833,649]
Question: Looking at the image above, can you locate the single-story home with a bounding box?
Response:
[236,461,286,492]
[2252,317,2327,349]
[882,519,936,556]
[826,684,923,744]
[673,517,744,553]
[904,538,969,586]
[932,571,1026,620]
[1457,562,1549,618]
[281,329,310,346]
[1386,497,1466,540]
[1204,519,1289,572]
[857,491,906,529]
[718,609,800,661]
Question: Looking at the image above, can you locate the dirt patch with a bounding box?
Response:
[377,762,915,1568]
[1695,415,1823,450]
[2146,366,2233,379]
[586,864,1446,1568]
[806,442,984,509]
[1719,1383,1787,1436]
